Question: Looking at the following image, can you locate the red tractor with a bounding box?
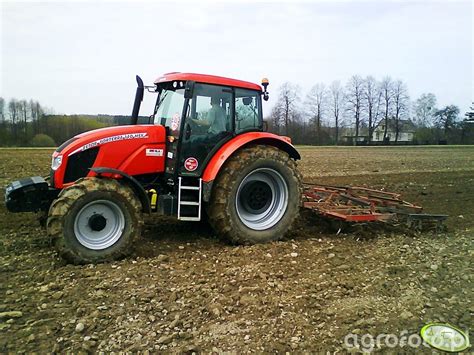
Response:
[5,73,302,264]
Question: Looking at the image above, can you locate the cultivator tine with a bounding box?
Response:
[302,184,447,231]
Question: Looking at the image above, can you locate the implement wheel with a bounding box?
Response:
[47,177,143,264]
[207,145,302,244]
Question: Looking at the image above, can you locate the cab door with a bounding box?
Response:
[178,83,234,177]
[153,82,186,180]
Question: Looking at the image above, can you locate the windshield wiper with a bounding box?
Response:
[156,92,169,111]
[150,91,169,124]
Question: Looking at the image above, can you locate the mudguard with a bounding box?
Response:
[90,167,151,213]
[201,132,300,200]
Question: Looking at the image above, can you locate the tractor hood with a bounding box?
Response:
[51,124,167,188]
[56,125,165,156]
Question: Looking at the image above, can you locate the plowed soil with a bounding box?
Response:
[0,146,472,353]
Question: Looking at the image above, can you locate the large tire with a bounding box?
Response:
[47,177,143,264]
[207,145,302,244]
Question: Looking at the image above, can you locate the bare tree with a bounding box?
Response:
[269,105,283,134]
[0,97,6,145]
[0,98,5,124]
[8,99,19,142]
[363,76,382,143]
[305,83,327,144]
[345,75,364,142]
[288,109,304,143]
[19,100,29,143]
[392,80,410,142]
[274,82,300,136]
[34,101,46,133]
[380,76,394,142]
[466,102,474,120]
[29,99,39,135]
[413,93,437,127]
[329,81,344,144]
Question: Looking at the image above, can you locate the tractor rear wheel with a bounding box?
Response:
[47,177,142,264]
[207,145,302,244]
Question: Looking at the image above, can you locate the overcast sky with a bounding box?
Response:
[1,0,472,118]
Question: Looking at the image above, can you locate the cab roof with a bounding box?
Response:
[154,72,262,91]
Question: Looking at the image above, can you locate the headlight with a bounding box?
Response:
[51,155,63,171]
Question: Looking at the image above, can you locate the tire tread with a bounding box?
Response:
[207,145,302,244]
[47,177,143,264]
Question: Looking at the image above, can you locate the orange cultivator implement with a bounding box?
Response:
[302,184,447,230]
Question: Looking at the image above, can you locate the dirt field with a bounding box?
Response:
[0,146,472,353]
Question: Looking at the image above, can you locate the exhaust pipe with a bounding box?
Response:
[131,75,144,125]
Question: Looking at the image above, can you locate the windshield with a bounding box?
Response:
[153,87,185,134]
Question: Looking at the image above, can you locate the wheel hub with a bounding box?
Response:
[74,200,125,250]
[240,181,273,213]
[88,214,107,232]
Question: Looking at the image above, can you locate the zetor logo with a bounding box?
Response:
[184,157,198,171]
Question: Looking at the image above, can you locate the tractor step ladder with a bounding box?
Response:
[177,177,202,221]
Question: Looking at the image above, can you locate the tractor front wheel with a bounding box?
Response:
[47,177,143,264]
[207,145,302,244]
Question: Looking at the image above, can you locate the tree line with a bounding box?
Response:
[1,81,473,147]
[0,97,142,147]
[268,76,474,145]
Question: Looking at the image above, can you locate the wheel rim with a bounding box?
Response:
[235,168,289,230]
[73,199,125,250]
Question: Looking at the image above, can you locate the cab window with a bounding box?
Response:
[155,87,185,136]
[185,83,233,139]
[235,89,262,133]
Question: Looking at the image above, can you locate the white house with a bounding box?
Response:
[372,119,415,143]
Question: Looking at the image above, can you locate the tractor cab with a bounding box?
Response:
[145,73,265,180]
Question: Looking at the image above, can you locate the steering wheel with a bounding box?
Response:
[189,115,208,134]
[188,115,200,129]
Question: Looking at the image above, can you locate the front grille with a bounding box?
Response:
[63,148,99,183]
